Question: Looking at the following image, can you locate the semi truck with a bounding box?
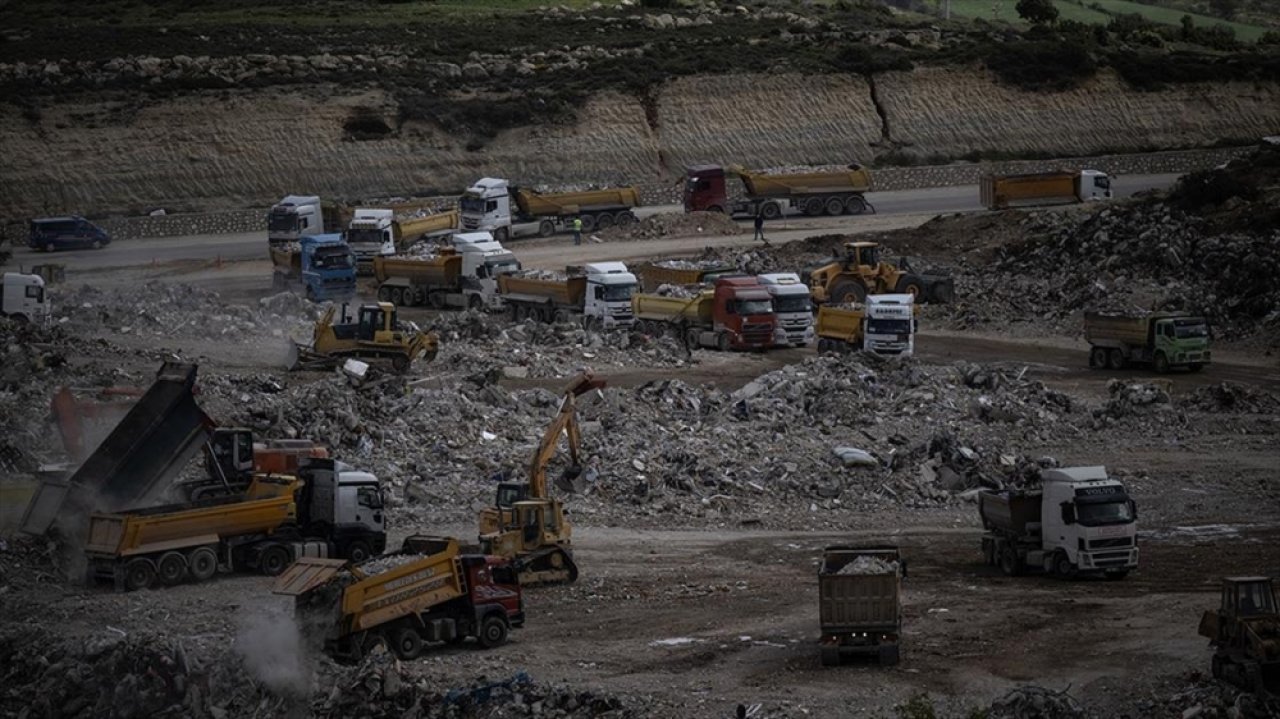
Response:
[498,262,637,330]
[1,272,50,324]
[274,535,524,662]
[269,234,357,302]
[632,276,779,351]
[1084,311,1210,373]
[979,466,1138,580]
[757,273,814,347]
[267,195,346,246]
[85,459,387,591]
[346,208,459,272]
[980,170,1112,210]
[459,177,641,242]
[372,232,519,312]
[815,295,917,356]
[635,261,737,293]
[683,164,874,218]
[818,545,904,666]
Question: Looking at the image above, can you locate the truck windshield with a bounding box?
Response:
[734,299,774,315]
[313,248,353,269]
[602,284,635,302]
[268,212,297,232]
[867,319,911,335]
[1076,501,1133,526]
[460,196,486,213]
[1094,175,1111,189]
[346,228,382,245]
[1174,323,1208,339]
[487,259,520,276]
[773,296,811,313]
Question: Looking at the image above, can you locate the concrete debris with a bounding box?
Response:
[835,555,899,575]
[600,211,740,242]
[651,283,702,298]
[1180,382,1279,414]
[832,447,877,468]
[358,553,425,575]
[987,685,1085,719]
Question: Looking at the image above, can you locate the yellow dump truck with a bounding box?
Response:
[372,233,519,311]
[274,535,524,662]
[980,170,1112,209]
[683,163,874,218]
[85,460,387,591]
[635,261,737,292]
[347,208,459,272]
[819,545,905,666]
[460,177,641,241]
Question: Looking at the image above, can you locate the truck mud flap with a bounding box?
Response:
[272,557,347,596]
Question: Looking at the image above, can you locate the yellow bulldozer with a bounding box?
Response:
[805,241,954,305]
[478,370,606,586]
[288,302,438,373]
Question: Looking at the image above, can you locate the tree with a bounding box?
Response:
[1016,0,1059,25]
[1208,0,1240,19]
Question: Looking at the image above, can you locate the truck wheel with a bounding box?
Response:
[829,279,866,305]
[189,547,218,582]
[468,294,483,311]
[824,197,845,216]
[998,546,1023,577]
[845,196,867,215]
[819,646,840,667]
[494,227,510,243]
[596,213,615,230]
[579,215,597,233]
[124,558,157,591]
[1052,552,1076,580]
[390,287,404,306]
[389,627,424,660]
[258,545,291,577]
[157,552,188,586]
[377,286,391,302]
[878,644,900,666]
[804,197,825,216]
[1106,349,1125,370]
[345,540,374,564]
[538,220,555,237]
[1089,347,1108,368]
[1153,352,1170,374]
[477,615,509,649]
[706,205,725,215]
[759,202,782,220]
[894,275,925,299]
[716,332,731,352]
[616,211,638,226]
[685,327,700,349]
[553,309,571,324]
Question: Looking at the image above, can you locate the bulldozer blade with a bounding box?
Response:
[285,341,302,371]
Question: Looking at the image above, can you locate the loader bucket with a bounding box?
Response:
[285,341,301,371]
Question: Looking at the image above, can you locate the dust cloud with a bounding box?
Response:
[234,605,312,696]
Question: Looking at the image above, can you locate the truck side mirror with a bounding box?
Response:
[1129,500,1137,519]
[1060,502,1076,525]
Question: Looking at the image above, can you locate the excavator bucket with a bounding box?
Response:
[272,557,348,596]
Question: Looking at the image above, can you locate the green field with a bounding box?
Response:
[944,0,1268,41]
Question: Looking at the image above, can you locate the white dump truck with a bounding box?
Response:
[498,262,637,330]
[373,231,519,312]
[346,208,460,272]
[459,178,641,242]
[1,272,49,324]
[757,273,814,347]
[815,294,916,355]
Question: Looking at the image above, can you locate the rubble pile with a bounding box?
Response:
[1091,379,1175,427]
[0,317,70,390]
[57,282,319,341]
[600,212,740,241]
[359,553,424,575]
[650,283,702,298]
[507,268,567,281]
[834,555,899,575]
[987,685,1085,719]
[1150,675,1280,719]
[1180,382,1280,414]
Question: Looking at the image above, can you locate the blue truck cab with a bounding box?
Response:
[29,216,112,252]
[271,233,356,301]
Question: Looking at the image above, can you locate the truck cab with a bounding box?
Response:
[268,195,325,245]
[1078,170,1112,201]
[864,294,916,356]
[296,459,387,562]
[346,208,397,270]
[1041,467,1138,576]
[711,276,777,351]
[1,272,50,324]
[460,178,554,242]
[452,231,521,310]
[581,261,636,329]
[297,234,356,301]
[683,165,729,214]
[757,273,814,347]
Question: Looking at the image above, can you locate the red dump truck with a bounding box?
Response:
[631,276,779,351]
[683,164,874,218]
[980,170,1112,209]
[819,545,904,666]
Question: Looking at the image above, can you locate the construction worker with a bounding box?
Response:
[753,211,766,244]
[572,216,583,246]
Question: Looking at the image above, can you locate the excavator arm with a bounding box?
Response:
[526,371,606,500]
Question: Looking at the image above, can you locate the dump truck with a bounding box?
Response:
[757,273,814,347]
[635,261,737,293]
[815,295,917,356]
[818,545,905,667]
[373,232,519,312]
[683,164,874,218]
[267,195,347,246]
[979,466,1138,580]
[269,234,357,302]
[632,276,779,351]
[460,177,641,242]
[980,170,1112,210]
[289,302,438,373]
[346,208,459,272]
[1084,311,1210,373]
[85,459,387,591]
[498,262,637,330]
[1,272,49,324]
[274,535,524,662]
[1199,576,1280,694]
[805,241,954,305]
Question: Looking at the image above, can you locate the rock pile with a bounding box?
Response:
[835,555,900,576]
[600,212,741,242]
[1180,382,1280,414]
[987,685,1084,719]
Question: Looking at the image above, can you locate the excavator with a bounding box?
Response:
[478,370,606,586]
[805,241,954,305]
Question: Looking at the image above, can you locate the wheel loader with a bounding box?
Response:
[805,242,954,305]
[1200,576,1280,694]
[478,370,606,586]
[288,302,438,374]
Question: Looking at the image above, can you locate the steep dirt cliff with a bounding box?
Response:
[2,67,1277,219]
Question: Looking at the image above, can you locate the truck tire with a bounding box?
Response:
[157,552,188,586]
[390,287,404,306]
[761,202,782,220]
[803,197,825,216]
[538,220,555,237]
[1107,349,1125,370]
[1052,552,1076,580]
[1089,347,1108,368]
[828,279,867,305]
[345,540,374,564]
[1154,352,1170,374]
[124,558,157,591]
[579,215,597,233]
[998,546,1023,577]
[468,294,483,311]
[878,644,900,666]
[478,615,509,649]
[845,196,867,215]
[616,211,638,226]
[377,285,391,302]
[595,213,615,230]
[716,332,731,352]
[258,545,291,577]
[189,547,218,582]
[824,197,844,216]
[685,327,700,349]
[389,626,424,660]
[894,275,925,299]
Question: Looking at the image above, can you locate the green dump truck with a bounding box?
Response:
[1084,311,1210,373]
